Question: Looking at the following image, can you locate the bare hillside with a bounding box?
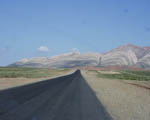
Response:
[9,44,150,69]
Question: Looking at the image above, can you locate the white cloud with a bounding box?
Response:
[72,48,80,54]
[37,46,49,52]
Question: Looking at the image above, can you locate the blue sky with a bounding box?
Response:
[0,0,150,66]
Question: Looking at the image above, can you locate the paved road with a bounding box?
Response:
[0,70,112,120]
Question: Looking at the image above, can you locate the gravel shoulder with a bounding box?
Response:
[82,70,150,120]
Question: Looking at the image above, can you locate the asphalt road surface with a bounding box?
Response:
[0,70,112,120]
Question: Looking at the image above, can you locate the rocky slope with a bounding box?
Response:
[9,44,150,69]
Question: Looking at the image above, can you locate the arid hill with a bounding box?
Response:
[9,44,150,69]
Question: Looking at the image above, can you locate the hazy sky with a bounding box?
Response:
[0,0,150,66]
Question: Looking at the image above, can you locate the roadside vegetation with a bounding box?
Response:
[94,70,150,81]
[0,67,70,78]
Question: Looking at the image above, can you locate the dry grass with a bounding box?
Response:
[94,70,150,81]
[0,67,74,90]
[0,67,71,78]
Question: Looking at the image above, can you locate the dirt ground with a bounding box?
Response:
[0,69,150,120]
[0,70,112,120]
[0,69,75,91]
[82,70,150,120]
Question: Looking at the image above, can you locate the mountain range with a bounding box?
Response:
[9,44,150,69]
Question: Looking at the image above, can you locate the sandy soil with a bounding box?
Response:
[1,69,150,120]
[0,69,75,91]
[0,70,111,120]
[97,71,121,74]
[82,70,150,120]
